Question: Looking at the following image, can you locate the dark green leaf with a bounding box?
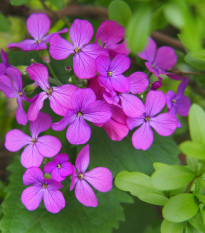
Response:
[0,13,10,32]
[9,0,30,6]
[48,0,64,8]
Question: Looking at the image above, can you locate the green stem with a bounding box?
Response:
[49,77,62,86]
[47,63,62,85]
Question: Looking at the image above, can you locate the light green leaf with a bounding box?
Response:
[189,213,205,232]
[151,165,195,190]
[200,205,205,224]
[10,0,30,5]
[180,141,205,160]
[195,193,205,205]
[153,162,168,171]
[0,13,10,32]
[163,193,199,223]
[126,6,151,53]
[115,171,168,206]
[189,104,205,144]
[185,51,205,70]
[108,0,132,27]
[161,219,184,233]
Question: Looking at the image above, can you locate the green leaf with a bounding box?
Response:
[200,205,205,224]
[151,165,195,191]
[163,193,199,223]
[153,162,168,171]
[179,141,205,160]
[189,213,205,232]
[9,0,30,5]
[0,13,10,32]
[185,51,205,70]
[189,104,205,144]
[48,0,64,8]
[126,6,151,53]
[161,219,184,233]
[115,171,168,206]
[108,0,132,27]
[195,193,205,205]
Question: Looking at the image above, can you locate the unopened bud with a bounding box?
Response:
[39,50,50,64]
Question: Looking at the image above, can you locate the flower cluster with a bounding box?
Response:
[0,13,191,213]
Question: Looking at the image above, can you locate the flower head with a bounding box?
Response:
[21,167,65,213]
[70,144,113,207]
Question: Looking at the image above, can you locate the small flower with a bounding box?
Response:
[5,112,62,168]
[8,13,68,51]
[44,153,73,182]
[27,63,77,121]
[127,90,178,150]
[21,167,65,213]
[70,144,113,207]
[0,49,10,75]
[49,19,108,79]
[0,67,31,125]
[52,88,112,145]
[95,20,129,57]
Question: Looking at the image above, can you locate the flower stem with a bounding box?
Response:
[47,63,62,85]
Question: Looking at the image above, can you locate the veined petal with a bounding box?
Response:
[82,44,108,59]
[5,129,31,152]
[27,13,50,40]
[53,153,69,163]
[132,123,154,150]
[128,72,149,94]
[75,144,90,173]
[70,166,77,191]
[8,40,47,51]
[66,117,91,145]
[43,28,68,42]
[150,113,177,136]
[138,37,156,63]
[1,49,9,67]
[176,77,189,98]
[175,95,191,116]
[110,74,130,92]
[127,116,144,130]
[44,161,57,174]
[43,189,65,213]
[84,167,113,192]
[98,75,113,92]
[27,92,48,121]
[36,135,62,158]
[145,90,166,117]
[21,186,43,211]
[16,97,28,126]
[0,74,17,98]
[75,180,98,207]
[108,40,130,57]
[23,167,44,185]
[166,90,176,112]
[69,19,93,48]
[96,55,111,76]
[0,63,6,75]
[49,34,74,60]
[110,54,130,75]
[6,67,23,91]
[21,144,43,168]
[59,162,73,177]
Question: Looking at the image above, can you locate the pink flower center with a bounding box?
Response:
[145,116,150,122]
[57,164,61,169]
[46,88,53,96]
[78,173,84,180]
[107,71,112,77]
[42,183,48,189]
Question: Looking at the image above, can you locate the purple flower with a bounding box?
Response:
[49,19,108,79]
[52,88,112,145]
[44,153,73,182]
[138,38,181,81]
[0,67,31,125]
[5,112,62,168]
[27,63,77,121]
[95,20,129,57]
[0,49,10,75]
[21,167,65,213]
[8,13,68,51]
[70,144,113,207]
[96,54,130,93]
[166,77,191,116]
[127,90,178,150]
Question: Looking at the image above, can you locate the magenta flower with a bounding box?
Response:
[70,144,113,207]
[96,54,130,93]
[0,49,10,75]
[49,19,108,79]
[127,90,178,150]
[138,38,181,81]
[27,63,77,121]
[21,167,65,213]
[5,112,62,168]
[166,77,191,116]
[95,20,129,57]
[0,67,31,125]
[8,13,68,51]
[52,88,112,145]
[44,153,73,182]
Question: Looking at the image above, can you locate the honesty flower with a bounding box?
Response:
[70,144,113,207]
[127,90,178,150]
[52,88,112,145]
[5,112,62,168]
[0,67,31,125]
[49,19,108,79]
[27,63,77,121]
[166,77,191,116]
[96,54,130,93]
[95,20,129,57]
[44,153,73,182]
[0,49,10,75]
[8,13,68,51]
[21,167,65,213]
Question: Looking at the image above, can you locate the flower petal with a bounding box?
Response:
[127,116,144,130]
[1,49,9,66]
[0,74,16,98]
[5,129,31,152]
[21,186,43,211]
[128,72,149,94]
[166,90,176,113]
[175,96,191,116]
[59,162,73,177]
[132,123,154,150]
[75,144,90,173]
[6,67,23,91]
[23,167,44,185]
[36,135,62,158]
[44,161,57,174]
[176,77,189,98]
[75,180,98,207]
[69,19,93,48]
[138,38,156,63]
[110,74,130,92]
[43,28,68,42]
[49,34,74,60]
[110,54,130,75]
[53,153,69,163]
[70,166,77,191]
[16,97,28,126]
[82,44,108,59]
[50,168,65,182]
[8,39,47,51]
[96,55,111,76]
[84,167,113,192]
[43,189,65,213]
